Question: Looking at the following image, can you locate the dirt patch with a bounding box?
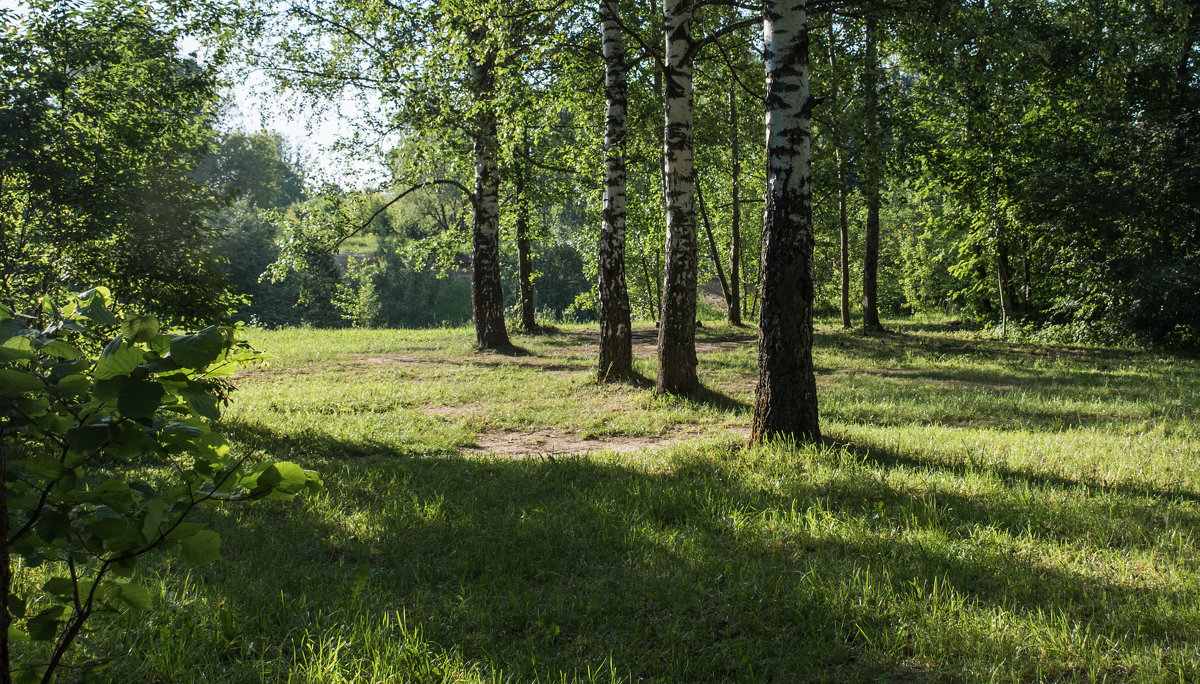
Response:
[460,430,686,457]
[425,405,486,420]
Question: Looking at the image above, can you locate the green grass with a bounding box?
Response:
[52,319,1200,681]
[340,234,380,254]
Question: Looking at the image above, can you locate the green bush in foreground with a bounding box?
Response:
[0,288,320,683]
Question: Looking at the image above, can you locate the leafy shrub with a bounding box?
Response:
[0,287,320,682]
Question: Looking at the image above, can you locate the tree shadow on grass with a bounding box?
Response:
[124,426,1200,682]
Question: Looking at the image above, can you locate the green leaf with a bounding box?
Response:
[117,582,152,610]
[170,327,227,369]
[27,605,65,641]
[121,315,160,343]
[181,387,220,420]
[39,340,82,359]
[94,344,144,380]
[0,336,35,361]
[117,380,165,419]
[67,424,110,454]
[142,499,167,541]
[179,530,221,565]
[43,577,76,602]
[8,594,27,620]
[0,369,43,395]
[53,373,91,396]
[79,302,120,326]
[102,335,124,358]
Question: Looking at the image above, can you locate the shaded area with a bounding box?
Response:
[118,428,1200,682]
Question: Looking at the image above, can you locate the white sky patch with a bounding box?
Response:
[215,69,397,190]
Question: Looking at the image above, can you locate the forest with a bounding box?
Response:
[2,0,1200,681]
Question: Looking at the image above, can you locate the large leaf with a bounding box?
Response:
[0,369,43,395]
[117,581,152,610]
[27,605,65,641]
[117,380,165,419]
[181,387,220,420]
[120,315,160,343]
[179,530,221,566]
[170,327,226,369]
[0,336,35,361]
[94,344,144,380]
[38,340,82,359]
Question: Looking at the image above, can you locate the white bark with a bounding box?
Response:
[752,0,819,441]
[657,0,698,394]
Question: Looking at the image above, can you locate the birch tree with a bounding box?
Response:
[656,0,699,394]
[597,0,634,379]
[751,0,820,442]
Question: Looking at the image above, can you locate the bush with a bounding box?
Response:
[0,287,320,682]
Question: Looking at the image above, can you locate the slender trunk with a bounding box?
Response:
[751,0,820,443]
[826,19,851,328]
[1022,243,1031,305]
[973,240,993,314]
[657,0,698,394]
[597,0,634,379]
[861,14,883,331]
[640,252,658,323]
[469,50,511,349]
[728,86,743,325]
[989,152,1013,336]
[697,183,732,307]
[2,428,10,684]
[515,165,537,333]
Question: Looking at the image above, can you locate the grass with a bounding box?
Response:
[47,318,1200,681]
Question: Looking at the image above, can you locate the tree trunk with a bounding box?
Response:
[515,179,537,333]
[2,430,11,684]
[861,14,883,332]
[728,86,743,325]
[597,0,633,379]
[657,0,698,395]
[751,0,820,443]
[469,50,511,349]
[697,182,732,308]
[826,19,851,329]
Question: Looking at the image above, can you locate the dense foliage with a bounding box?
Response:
[0,2,236,324]
[0,287,320,682]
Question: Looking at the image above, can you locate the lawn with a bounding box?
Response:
[69,319,1200,681]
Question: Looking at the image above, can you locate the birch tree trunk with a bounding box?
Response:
[861,14,883,332]
[728,85,743,326]
[657,0,699,395]
[469,49,511,349]
[597,0,633,379]
[751,0,820,443]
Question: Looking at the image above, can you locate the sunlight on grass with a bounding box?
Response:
[66,319,1200,682]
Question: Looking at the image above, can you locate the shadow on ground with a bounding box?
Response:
[138,423,1200,682]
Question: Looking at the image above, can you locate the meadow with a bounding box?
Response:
[81,319,1200,681]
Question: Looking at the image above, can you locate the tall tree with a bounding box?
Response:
[860,12,884,331]
[597,0,634,379]
[751,0,819,442]
[657,0,700,394]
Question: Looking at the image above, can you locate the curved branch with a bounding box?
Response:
[333,180,476,251]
